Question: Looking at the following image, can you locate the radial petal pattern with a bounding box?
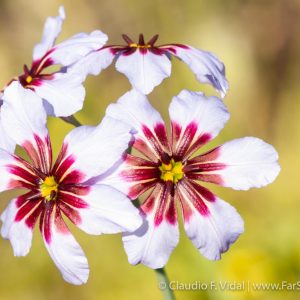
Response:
[105,89,280,268]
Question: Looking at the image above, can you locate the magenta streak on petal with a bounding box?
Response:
[149,48,169,56]
[176,188,193,223]
[25,201,44,229]
[189,180,216,202]
[154,123,170,154]
[141,183,162,215]
[54,155,75,182]
[184,133,212,159]
[40,201,55,244]
[16,192,33,208]
[15,199,43,222]
[23,134,52,174]
[29,74,55,87]
[139,48,148,55]
[189,146,222,163]
[171,121,181,153]
[6,164,39,189]
[158,44,189,55]
[52,143,68,174]
[59,201,82,225]
[153,181,175,226]
[178,180,210,218]
[128,180,158,200]
[31,48,55,73]
[185,162,226,173]
[61,169,85,185]
[59,184,90,196]
[121,167,160,182]
[121,47,137,56]
[124,153,158,168]
[133,138,159,162]
[142,125,166,159]
[173,122,197,160]
[186,173,224,185]
[54,206,69,235]
[58,191,89,209]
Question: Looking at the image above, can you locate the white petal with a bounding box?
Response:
[172,45,228,97]
[123,218,179,268]
[106,89,169,161]
[41,205,89,285]
[207,137,280,190]
[62,116,133,181]
[67,47,114,82]
[116,50,171,94]
[123,183,179,268]
[1,81,48,146]
[0,113,15,152]
[182,196,244,260]
[169,90,229,158]
[34,72,85,117]
[63,184,142,234]
[49,30,108,66]
[33,6,65,61]
[1,198,33,256]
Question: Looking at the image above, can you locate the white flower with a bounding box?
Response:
[0,82,142,285]
[1,6,107,117]
[103,89,280,268]
[70,34,228,95]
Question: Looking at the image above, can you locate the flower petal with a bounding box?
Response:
[33,6,65,61]
[2,81,48,146]
[188,137,280,190]
[34,72,85,117]
[106,89,170,162]
[169,90,229,159]
[1,196,42,256]
[67,47,114,82]
[101,153,159,199]
[115,50,171,94]
[49,30,108,66]
[0,113,15,153]
[169,45,228,97]
[2,82,52,172]
[56,116,133,182]
[40,202,89,285]
[60,184,142,234]
[122,183,179,268]
[177,180,244,260]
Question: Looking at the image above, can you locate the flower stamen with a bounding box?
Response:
[129,43,151,49]
[40,176,58,201]
[159,159,184,184]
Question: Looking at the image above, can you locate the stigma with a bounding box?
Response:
[159,159,184,184]
[40,176,58,201]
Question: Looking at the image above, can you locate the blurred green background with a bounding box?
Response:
[0,0,299,299]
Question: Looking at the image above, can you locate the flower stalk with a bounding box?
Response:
[156,268,175,300]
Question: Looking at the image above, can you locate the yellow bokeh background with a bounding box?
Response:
[0,0,299,299]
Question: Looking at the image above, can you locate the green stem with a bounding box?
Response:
[156,268,175,300]
[60,115,82,127]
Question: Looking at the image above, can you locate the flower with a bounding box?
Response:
[1,6,107,117]
[0,82,142,284]
[103,89,280,268]
[69,34,228,95]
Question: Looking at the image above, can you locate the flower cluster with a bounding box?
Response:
[0,7,280,285]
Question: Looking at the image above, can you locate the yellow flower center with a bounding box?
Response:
[40,176,58,201]
[25,75,33,84]
[129,43,151,49]
[159,159,184,184]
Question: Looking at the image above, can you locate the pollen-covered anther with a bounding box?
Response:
[129,43,151,49]
[25,75,33,84]
[159,159,184,184]
[40,176,58,201]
